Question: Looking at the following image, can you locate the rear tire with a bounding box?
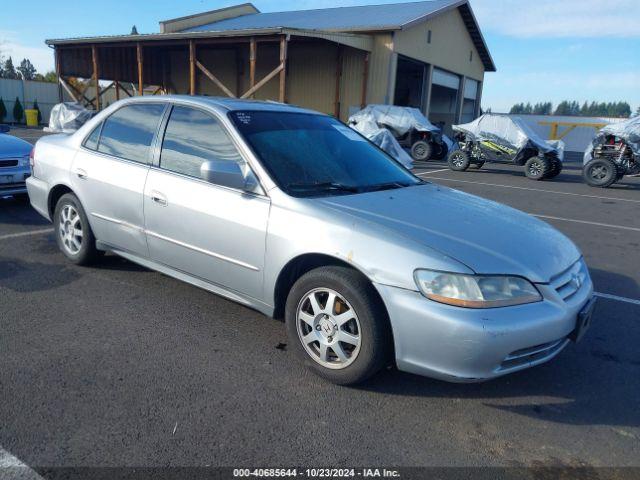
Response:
[285,266,392,385]
[54,193,100,265]
[583,158,618,188]
[431,142,448,160]
[524,156,550,180]
[447,150,471,171]
[544,157,563,179]
[411,140,432,161]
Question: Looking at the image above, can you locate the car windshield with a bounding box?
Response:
[228,110,422,197]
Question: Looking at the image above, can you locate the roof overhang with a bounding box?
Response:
[46,27,373,52]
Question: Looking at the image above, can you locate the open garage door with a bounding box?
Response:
[428,68,460,135]
[460,78,479,124]
[393,56,427,110]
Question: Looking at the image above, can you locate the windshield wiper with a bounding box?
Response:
[288,182,361,194]
[361,181,412,192]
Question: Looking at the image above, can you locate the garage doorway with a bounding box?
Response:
[393,56,427,110]
[428,68,460,135]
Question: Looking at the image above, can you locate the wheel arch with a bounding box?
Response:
[47,183,75,218]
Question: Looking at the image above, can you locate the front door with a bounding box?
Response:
[71,103,166,257]
[143,105,269,301]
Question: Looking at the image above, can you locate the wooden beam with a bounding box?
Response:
[137,42,144,96]
[196,60,236,98]
[334,46,343,118]
[59,77,80,103]
[361,52,369,109]
[55,48,63,102]
[64,78,95,107]
[241,64,283,99]
[278,35,288,103]
[91,45,100,110]
[249,37,256,98]
[115,80,120,101]
[189,40,196,95]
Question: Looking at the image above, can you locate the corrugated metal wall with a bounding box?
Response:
[0,78,71,124]
[367,34,393,105]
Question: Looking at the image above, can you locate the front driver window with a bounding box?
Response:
[160,106,245,179]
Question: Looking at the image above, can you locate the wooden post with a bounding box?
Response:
[189,40,196,96]
[278,35,288,103]
[137,43,144,96]
[249,37,256,98]
[91,45,100,111]
[334,46,343,118]
[196,60,236,98]
[55,48,63,102]
[360,52,369,109]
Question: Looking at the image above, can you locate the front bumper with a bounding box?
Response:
[375,275,594,382]
[0,165,30,195]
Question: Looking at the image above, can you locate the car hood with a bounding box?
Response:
[0,133,32,158]
[319,183,580,283]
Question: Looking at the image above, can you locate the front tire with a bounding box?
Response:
[410,140,432,161]
[447,150,471,171]
[54,193,100,265]
[583,158,618,188]
[285,266,392,385]
[524,156,550,180]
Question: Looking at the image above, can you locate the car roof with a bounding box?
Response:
[122,95,322,116]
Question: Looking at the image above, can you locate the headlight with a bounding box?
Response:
[414,269,541,308]
[19,155,30,167]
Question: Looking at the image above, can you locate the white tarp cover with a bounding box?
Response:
[45,102,95,133]
[453,114,561,157]
[349,118,414,169]
[348,105,439,137]
[583,115,640,164]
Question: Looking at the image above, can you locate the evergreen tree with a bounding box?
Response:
[131,25,139,35]
[17,58,36,80]
[13,97,24,123]
[33,100,42,123]
[0,97,6,123]
[3,57,18,79]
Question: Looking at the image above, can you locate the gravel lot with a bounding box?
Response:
[1,129,639,472]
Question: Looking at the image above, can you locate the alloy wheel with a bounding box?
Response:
[59,204,83,255]
[296,288,361,369]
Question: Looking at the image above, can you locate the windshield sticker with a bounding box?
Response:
[332,124,366,142]
[235,112,252,125]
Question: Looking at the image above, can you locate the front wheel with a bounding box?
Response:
[447,150,471,171]
[285,266,392,385]
[410,140,432,161]
[583,159,618,188]
[524,156,550,180]
[54,193,100,265]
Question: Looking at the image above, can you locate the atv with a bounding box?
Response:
[349,105,448,161]
[447,114,564,181]
[583,116,640,188]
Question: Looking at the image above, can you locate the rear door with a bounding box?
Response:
[71,103,167,257]
[143,104,269,300]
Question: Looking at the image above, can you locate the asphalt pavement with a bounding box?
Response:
[1,134,639,473]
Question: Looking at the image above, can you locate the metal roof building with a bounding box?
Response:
[47,0,495,131]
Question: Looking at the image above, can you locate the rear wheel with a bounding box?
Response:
[524,156,550,180]
[431,142,448,160]
[544,157,563,179]
[447,150,471,171]
[285,266,391,385]
[583,158,618,188]
[54,193,100,265]
[410,140,432,161]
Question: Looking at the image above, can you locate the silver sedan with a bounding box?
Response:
[26,96,595,385]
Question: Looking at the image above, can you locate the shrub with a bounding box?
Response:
[13,97,24,123]
[0,97,6,123]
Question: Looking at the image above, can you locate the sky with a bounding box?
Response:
[1,0,638,113]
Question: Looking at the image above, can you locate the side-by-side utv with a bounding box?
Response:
[583,116,640,188]
[349,105,448,161]
[448,114,564,181]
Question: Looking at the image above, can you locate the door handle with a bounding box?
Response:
[75,168,88,179]
[150,191,167,206]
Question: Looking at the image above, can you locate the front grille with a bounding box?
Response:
[550,259,588,302]
[499,338,568,371]
[0,159,19,168]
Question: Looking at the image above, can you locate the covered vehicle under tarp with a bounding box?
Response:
[45,102,96,134]
[349,119,414,169]
[348,105,446,161]
[454,114,563,159]
[583,115,640,164]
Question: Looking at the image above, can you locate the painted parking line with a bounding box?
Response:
[533,214,640,233]
[415,168,451,176]
[424,176,640,204]
[0,446,44,479]
[594,292,640,306]
[0,228,54,241]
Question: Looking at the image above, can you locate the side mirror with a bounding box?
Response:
[0,124,10,134]
[200,160,258,193]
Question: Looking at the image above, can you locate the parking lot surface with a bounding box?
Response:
[1,131,639,471]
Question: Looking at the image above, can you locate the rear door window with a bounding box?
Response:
[98,104,165,163]
[83,122,102,151]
